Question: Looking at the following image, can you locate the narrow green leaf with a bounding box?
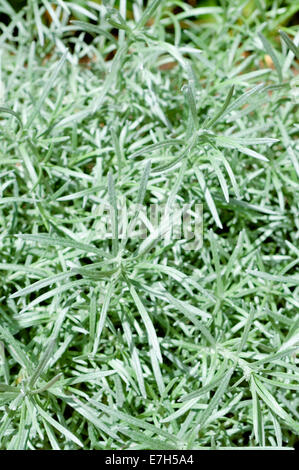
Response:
[250,377,265,446]
[195,167,222,228]
[10,270,77,299]
[32,373,63,394]
[65,396,120,441]
[29,339,56,388]
[0,107,23,129]
[16,233,112,258]
[193,367,234,435]
[127,280,162,363]
[279,30,299,60]
[36,404,83,448]
[92,281,115,354]
[129,140,183,160]
[258,32,282,82]
[164,291,215,346]
[136,0,162,29]
[206,85,234,128]
[253,376,299,432]
[91,400,177,443]
[26,52,67,128]
[19,279,89,314]
[247,269,299,286]
[108,171,119,256]
[0,325,33,371]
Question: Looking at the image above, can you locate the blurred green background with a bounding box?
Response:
[3,0,299,32]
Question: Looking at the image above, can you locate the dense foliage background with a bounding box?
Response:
[0,0,298,450]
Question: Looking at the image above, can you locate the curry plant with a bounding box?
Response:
[0,0,298,450]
